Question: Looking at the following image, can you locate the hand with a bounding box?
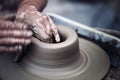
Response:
[0,20,32,53]
[16,5,60,43]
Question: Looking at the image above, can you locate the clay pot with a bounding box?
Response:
[22,26,80,67]
[20,26,110,80]
[0,26,110,80]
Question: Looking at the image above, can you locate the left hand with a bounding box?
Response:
[0,20,32,53]
[16,5,60,43]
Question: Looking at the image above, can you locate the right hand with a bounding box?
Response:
[0,20,32,53]
[16,5,60,43]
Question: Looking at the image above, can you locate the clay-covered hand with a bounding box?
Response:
[0,20,32,53]
[16,5,60,43]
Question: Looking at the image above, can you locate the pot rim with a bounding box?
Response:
[32,26,78,49]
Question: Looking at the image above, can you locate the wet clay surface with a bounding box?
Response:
[0,26,110,80]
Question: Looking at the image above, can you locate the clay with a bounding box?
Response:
[22,26,80,68]
[0,26,110,80]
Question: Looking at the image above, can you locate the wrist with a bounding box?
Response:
[16,5,37,20]
[19,0,47,12]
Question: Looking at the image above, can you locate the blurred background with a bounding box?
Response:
[44,0,120,80]
[44,0,120,31]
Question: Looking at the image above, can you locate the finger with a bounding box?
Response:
[41,15,52,36]
[0,20,29,30]
[0,38,31,46]
[33,26,50,42]
[0,30,32,38]
[47,16,60,42]
[0,45,22,53]
[36,21,46,32]
[14,21,29,30]
[40,15,54,43]
[20,11,39,25]
[35,17,52,43]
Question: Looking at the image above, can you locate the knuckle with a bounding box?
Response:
[16,12,26,20]
[26,30,33,37]
[43,15,47,19]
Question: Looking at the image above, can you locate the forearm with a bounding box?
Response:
[19,0,48,11]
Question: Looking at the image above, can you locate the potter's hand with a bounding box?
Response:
[0,20,32,53]
[16,5,60,43]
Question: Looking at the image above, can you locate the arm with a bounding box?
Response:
[19,0,48,11]
[16,0,48,20]
[0,0,47,11]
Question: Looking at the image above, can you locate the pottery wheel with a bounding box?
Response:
[0,26,110,80]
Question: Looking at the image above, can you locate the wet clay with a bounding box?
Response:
[0,26,110,80]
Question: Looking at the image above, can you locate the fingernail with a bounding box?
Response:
[55,34,60,42]
[26,31,33,37]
